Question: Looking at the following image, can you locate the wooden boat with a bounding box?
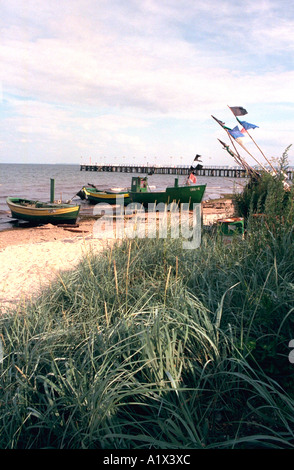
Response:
[78,186,131,205]
[129,176,206,208]
[6,197,80,224]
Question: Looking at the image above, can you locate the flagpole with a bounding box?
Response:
[226,132,252,170]
[211,115,244,162]
[227,105,277,174]
[218,139,242,166]
[224,108,269,172]
[234,137,268,172]
[217,137,252,172]
[212,114,267,173]
[218,139,258,176]
[218,140,256,177]
[241,126,277,174]
[226,131,246,162]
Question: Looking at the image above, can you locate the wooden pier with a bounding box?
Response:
[80,164,246,178]
[80,164,294,179]
[80,164,294,180]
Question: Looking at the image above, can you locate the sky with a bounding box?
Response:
[1,0,294,167]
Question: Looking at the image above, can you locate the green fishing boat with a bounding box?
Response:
[129,176,206,208]
[76,185,105,200]
[6,197,80,224]
[79,186,131,205]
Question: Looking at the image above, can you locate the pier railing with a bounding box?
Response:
[80,164,294,179]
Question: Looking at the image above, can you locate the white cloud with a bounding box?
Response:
[1,0,294,164]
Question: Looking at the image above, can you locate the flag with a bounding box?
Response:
[237,119,259,130]
[218,139,241,160]
[218,139,250,170]
[229,106,248,116]
[228,126,245,140]
[188,173,197,184]
[218,139,236,158]
[218,139,228,148]
[211,115,230,129]
[240,127,249,140]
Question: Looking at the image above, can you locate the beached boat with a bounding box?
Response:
[76,186,106,200]
[6,197,80,224]
[78,186,131,205]
[129,176,206,208]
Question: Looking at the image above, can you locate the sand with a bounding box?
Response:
[0,220,115,313]
[0,198,236,313]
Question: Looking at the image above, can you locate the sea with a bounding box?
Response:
[0,163,247,231]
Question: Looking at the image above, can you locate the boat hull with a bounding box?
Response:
[85,187,131,205]
[6,198,80,224]
[130,184,207,208]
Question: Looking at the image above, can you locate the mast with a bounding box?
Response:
[227,105,277,174]
[211,114,267,172]
[218,139,259,176]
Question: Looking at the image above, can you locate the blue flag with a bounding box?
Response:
[228,126,245,139]
[237,119,259,130]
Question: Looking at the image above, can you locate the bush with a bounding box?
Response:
[235,145,293,221]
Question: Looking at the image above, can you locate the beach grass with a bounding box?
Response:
[1,208,294,449]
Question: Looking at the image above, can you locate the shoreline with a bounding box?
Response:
[0,198,236,312]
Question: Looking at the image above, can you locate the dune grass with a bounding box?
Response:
[1,208,294,449]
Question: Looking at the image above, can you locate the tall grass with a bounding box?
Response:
[1,215,294,449]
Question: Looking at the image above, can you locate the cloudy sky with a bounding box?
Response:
[1,0,294,167]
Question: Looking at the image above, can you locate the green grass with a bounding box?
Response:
[1,217,294,449]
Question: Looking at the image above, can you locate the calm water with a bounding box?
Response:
[0,164,247,230]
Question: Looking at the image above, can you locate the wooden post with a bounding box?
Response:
[50,178,55,203]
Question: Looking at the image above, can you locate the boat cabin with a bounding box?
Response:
[131,176,180,193]
[131,176,148,193]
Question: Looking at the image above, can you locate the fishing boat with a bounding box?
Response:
[6,197,80,224]
[129,176,206,208]
[78,186,131,205]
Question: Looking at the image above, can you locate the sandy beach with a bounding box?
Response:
[0,219,114,313]
[0,198,236,313]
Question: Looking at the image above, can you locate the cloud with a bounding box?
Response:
[1,0,294,164]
